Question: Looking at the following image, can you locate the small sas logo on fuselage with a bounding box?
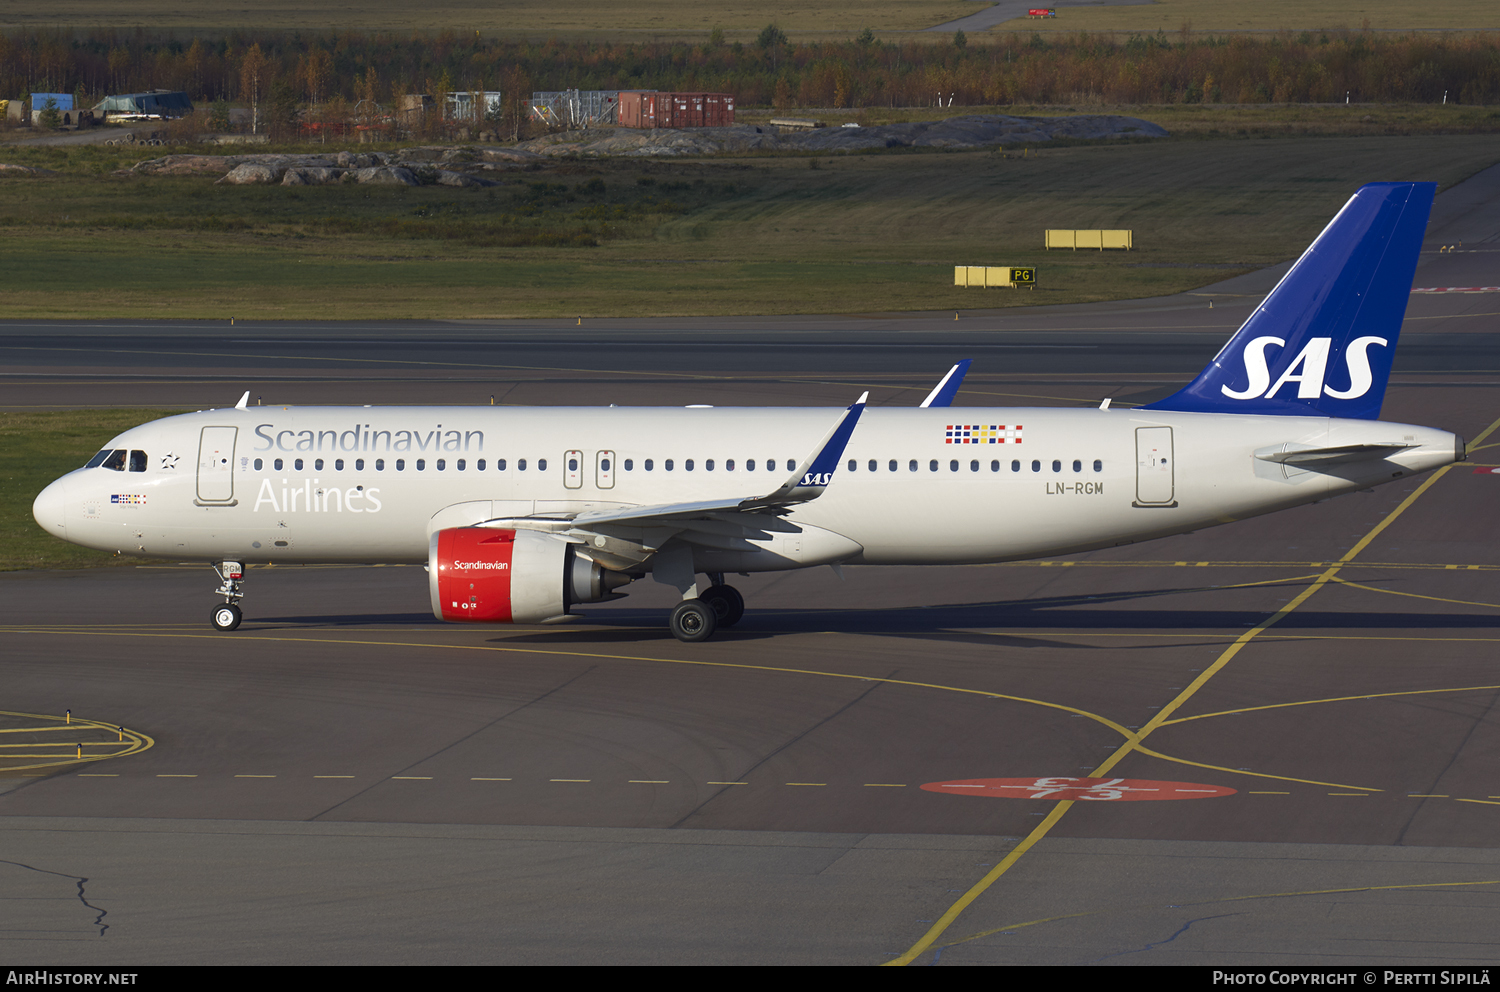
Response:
[946,425,1022,444]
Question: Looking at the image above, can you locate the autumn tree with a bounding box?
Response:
[239,43,268,133]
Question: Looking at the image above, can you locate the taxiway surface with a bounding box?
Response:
[1,171,1498,965]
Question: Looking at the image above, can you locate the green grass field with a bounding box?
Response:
[992,0,1500,34]
[0,410,182,571]
[5,0,1498,35]
[0,0,976,37]
[1,122,1497,320]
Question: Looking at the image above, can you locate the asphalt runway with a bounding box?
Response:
[1,170,1499,965]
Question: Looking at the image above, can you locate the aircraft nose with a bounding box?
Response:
[32,476,69,539]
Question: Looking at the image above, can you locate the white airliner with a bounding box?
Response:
[33,183,1463,641]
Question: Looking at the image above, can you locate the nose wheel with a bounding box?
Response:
[210,560,245,632]
[212,603,243,631]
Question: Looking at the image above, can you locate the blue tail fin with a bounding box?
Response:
[1143,182,1435,420]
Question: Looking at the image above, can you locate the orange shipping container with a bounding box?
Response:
[620,91,734,129]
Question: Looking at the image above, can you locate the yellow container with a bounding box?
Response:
[1045,229,1073,250]
[966,266,986,287]
[1102,229,1133,250]
[985,266,1012,288]
[1075,229,1103,250]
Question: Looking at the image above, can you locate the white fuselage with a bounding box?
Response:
[33,405,1459,570]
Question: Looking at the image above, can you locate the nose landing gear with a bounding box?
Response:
[210,561,245,631]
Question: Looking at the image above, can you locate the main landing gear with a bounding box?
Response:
[210,561,245,631]
[668,575,745,643]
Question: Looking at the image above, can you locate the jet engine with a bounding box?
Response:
[429,527,633,624]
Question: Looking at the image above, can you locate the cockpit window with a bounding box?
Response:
[85,449,112,469]
[130,450,147,472]
[100,449,127,471]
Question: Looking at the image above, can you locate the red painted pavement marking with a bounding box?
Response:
[1473,468,1500,475]
[1412,286,1500,293]
[920,776,1237,801]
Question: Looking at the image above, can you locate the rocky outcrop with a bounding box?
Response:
[219,162,284,184]
[127,150,499,187]
[0,163,59,176]
[516,114,1167,158]
[117,115,1164,185]
[351,166,420,186]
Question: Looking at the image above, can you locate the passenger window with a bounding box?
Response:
[436,459,446,471]
[1052,460,1061,473]
[254,458,263,471]
[644,459,653,471]
[909,459,918,472]
[971,460,979,472]
[624,459,633,471]
[356,459,365,470]
[1073,459,1082,473]
[746,459,755,471]
[476,459,485,471]
[1031,460,1040,473]
[1012,460,1021,472]
[888,460,897,472]
[376,459,385,471]
[335,459,344,470]
[130,450,147,472]
[274,458,284,471]
[685,459,694,471]
[991,460,999,472]
[1094,459,1102,472]
[665,459,674,471]
[726,459,734,471]
[786,459,795,471]
[868,459,877,472]
[396,459,405,471]
[457,459,466,471]
[102,449,127,471]
[294,458,304,471]
[950,460,959,472]
[497,458,506,470]
[538,458,547,471]
[568,456,578,471]
[705,459,714,471]
[848,459,857,471]
[518,459,526,471]
[929,460,938,472]
[416,459,426,471]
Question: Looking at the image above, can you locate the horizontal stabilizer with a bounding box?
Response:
[1254,442,1414,466]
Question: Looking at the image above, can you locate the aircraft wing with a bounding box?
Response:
[568,391,869,528]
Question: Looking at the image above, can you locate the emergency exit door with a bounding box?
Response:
[196,426,238,504]
[1134,426,1176,507]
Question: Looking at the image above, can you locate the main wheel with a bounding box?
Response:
[211,603,242,631]
[669,599,717,643]
[699,584,745,627]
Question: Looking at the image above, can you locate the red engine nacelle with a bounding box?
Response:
[429,527,631,624]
